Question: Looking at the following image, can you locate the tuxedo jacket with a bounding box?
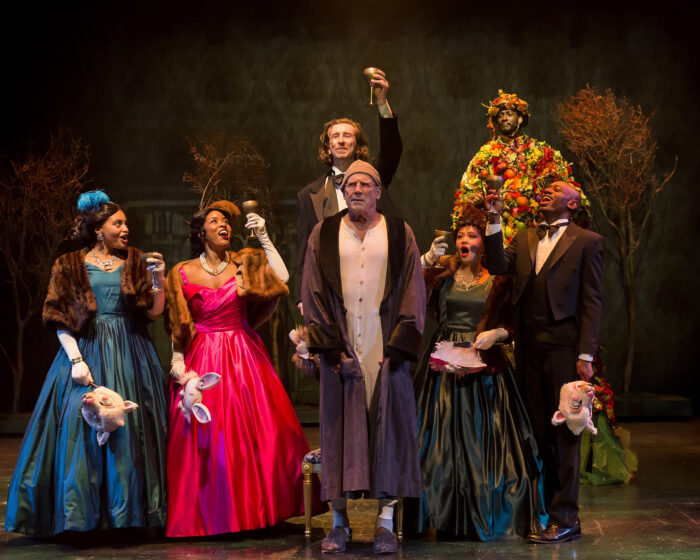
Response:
[295,116,402,301]
[485,222,604,357]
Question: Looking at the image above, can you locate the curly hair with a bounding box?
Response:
[188,206,237,258]
[71,201,122,248]
[317,118,370,166]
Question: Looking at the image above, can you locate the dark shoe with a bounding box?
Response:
[321,526,351,553]
[527,521,581,544]
[373,527,399,554]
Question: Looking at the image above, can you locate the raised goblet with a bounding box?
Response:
[432,229,452,268]
[485,174,505,193]
[362,67,378,107]
[241,200,259,241]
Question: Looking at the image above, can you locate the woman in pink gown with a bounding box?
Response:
[163,200,312,537]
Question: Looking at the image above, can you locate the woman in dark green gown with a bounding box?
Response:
[414,204,547,540]
[4,191,168,536]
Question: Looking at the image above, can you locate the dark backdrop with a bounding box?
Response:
[1,1,698,412]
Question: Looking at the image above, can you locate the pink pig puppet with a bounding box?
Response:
[178,373,222,424]
[81,386,139,446]
[551,381,598,436]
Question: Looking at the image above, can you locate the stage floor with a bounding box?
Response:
[1,419,699,559]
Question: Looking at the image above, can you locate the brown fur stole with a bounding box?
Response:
[164,248,289,351]
[42,247,154,334]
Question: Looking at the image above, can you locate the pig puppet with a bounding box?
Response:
[178,373,222,424]
[551,381,598,436]
[81,386,138,446]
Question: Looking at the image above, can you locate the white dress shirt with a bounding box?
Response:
[339,215,388,408]
[331,166,348,212]
[535,219,569,274]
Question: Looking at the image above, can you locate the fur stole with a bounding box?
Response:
[164,248,288,352]
[42,247,154,334]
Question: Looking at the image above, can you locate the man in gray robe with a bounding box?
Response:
[302,160,425,554]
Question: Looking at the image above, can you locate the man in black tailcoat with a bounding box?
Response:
[484,181,604,543]
[295,68,401,312]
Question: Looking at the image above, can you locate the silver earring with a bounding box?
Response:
[96,232,104,242]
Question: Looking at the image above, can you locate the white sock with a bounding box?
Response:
[376,498,398,531]
[331,498,350,533]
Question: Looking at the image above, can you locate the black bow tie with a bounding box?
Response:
[332,173,345,187]
[536,222,567,240]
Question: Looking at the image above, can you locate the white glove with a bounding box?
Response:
[145,251,166,286]
[245,213,267,237]
[170,348,198,385]
[170,350,187,382]
[245,212,290,284]
[422,236,449,267]
[473,328,508,350]
[57,329,93,386]
[288,327,310,359]
[71,361,93,386]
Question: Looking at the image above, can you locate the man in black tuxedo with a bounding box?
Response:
[484,181,604,543]
[295,68,402,311]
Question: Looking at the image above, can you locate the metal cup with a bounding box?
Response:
[362,67,378,107]
[241,200,259,241]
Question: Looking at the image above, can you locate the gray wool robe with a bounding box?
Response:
[302,210,426,501]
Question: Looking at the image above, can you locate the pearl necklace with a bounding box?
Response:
[91,251,118,271]
[454,267,485,290]
[199,252,228,276]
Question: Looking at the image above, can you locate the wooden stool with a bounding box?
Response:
[301,449,404,542]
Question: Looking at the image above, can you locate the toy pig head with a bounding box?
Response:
[551,381,598,436]
[81,386,138,446]
[178,372,221,424]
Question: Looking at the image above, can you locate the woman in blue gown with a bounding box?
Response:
[414,203,547,540]
[4,191,168,536]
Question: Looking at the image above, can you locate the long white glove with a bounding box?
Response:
[145,251,166,288]
[473,328,509,350]
[57,329,93,386]
[421,235,449,268]
[170,347,197,385]
[245,212,290,283]
[144,251,166,317]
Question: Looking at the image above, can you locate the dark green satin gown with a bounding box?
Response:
[414,275,547,540]
[4,263,168,535]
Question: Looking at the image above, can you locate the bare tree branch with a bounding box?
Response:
[555,86,675,392]
[0,129,90,412]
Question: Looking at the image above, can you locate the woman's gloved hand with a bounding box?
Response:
[422,235,449,267]
[473,328,508,350]
[245,212,290,283]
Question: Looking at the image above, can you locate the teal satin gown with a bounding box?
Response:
[414,275,548,540]
[4,263,168,535]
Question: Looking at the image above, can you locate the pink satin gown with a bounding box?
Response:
[166,269,309,537]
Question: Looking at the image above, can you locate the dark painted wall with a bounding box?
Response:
[1,1,698,412]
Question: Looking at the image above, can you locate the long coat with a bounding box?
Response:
[301,211,425,501]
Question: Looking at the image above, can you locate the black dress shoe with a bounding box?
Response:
[527,521,581,544]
